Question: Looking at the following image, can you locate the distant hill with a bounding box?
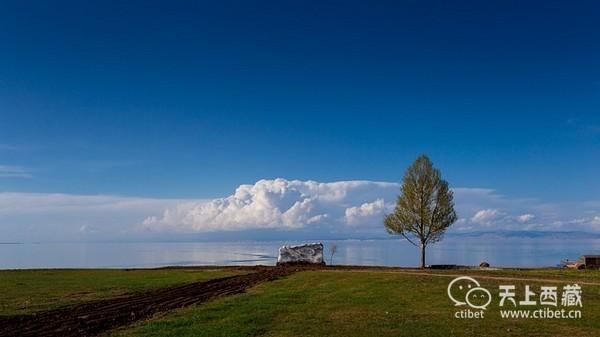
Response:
[445,230,600,239]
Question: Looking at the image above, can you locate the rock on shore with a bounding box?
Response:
[277,243,325,265]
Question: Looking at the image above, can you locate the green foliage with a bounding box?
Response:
[385,155,457,267]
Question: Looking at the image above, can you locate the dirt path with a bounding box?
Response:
[0,266,295,337]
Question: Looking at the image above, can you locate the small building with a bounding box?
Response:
[582,255,600,269]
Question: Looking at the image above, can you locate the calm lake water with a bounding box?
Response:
[1,237,599,269]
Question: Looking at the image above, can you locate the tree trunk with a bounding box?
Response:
[420,243,426,269]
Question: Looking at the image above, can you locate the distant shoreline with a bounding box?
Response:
[0,264,573,272]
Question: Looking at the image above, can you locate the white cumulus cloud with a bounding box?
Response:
[344,198,388,226]
[516,214,535,223]
[471,209,503,225]
[143,179,399,232]
[1,179,599,242]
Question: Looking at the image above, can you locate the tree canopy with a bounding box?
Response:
[384,155,457,268]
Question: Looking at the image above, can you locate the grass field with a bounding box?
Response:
[0,268,240,315]
[107,268,600,337]
[2,267,599,336]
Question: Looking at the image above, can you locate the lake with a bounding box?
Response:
[1,236,599,269]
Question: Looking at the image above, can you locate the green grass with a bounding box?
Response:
[449,268,600,282]
[0,268,240,315]
[109,269,600,337]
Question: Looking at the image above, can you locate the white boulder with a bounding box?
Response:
[277,243,325,265]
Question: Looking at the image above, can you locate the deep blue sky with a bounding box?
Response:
[1,0,599,202]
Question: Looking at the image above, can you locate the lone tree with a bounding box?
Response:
[384,155,457,268]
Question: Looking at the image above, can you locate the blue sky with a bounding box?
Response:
[1,1,599,241]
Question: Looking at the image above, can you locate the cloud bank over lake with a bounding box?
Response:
[1,178,598,241]
[142,179,399,233]
[141,178,600,236]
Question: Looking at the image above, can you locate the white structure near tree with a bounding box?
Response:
[277,243,325,265]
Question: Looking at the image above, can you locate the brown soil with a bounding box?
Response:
[0,266,298,337]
